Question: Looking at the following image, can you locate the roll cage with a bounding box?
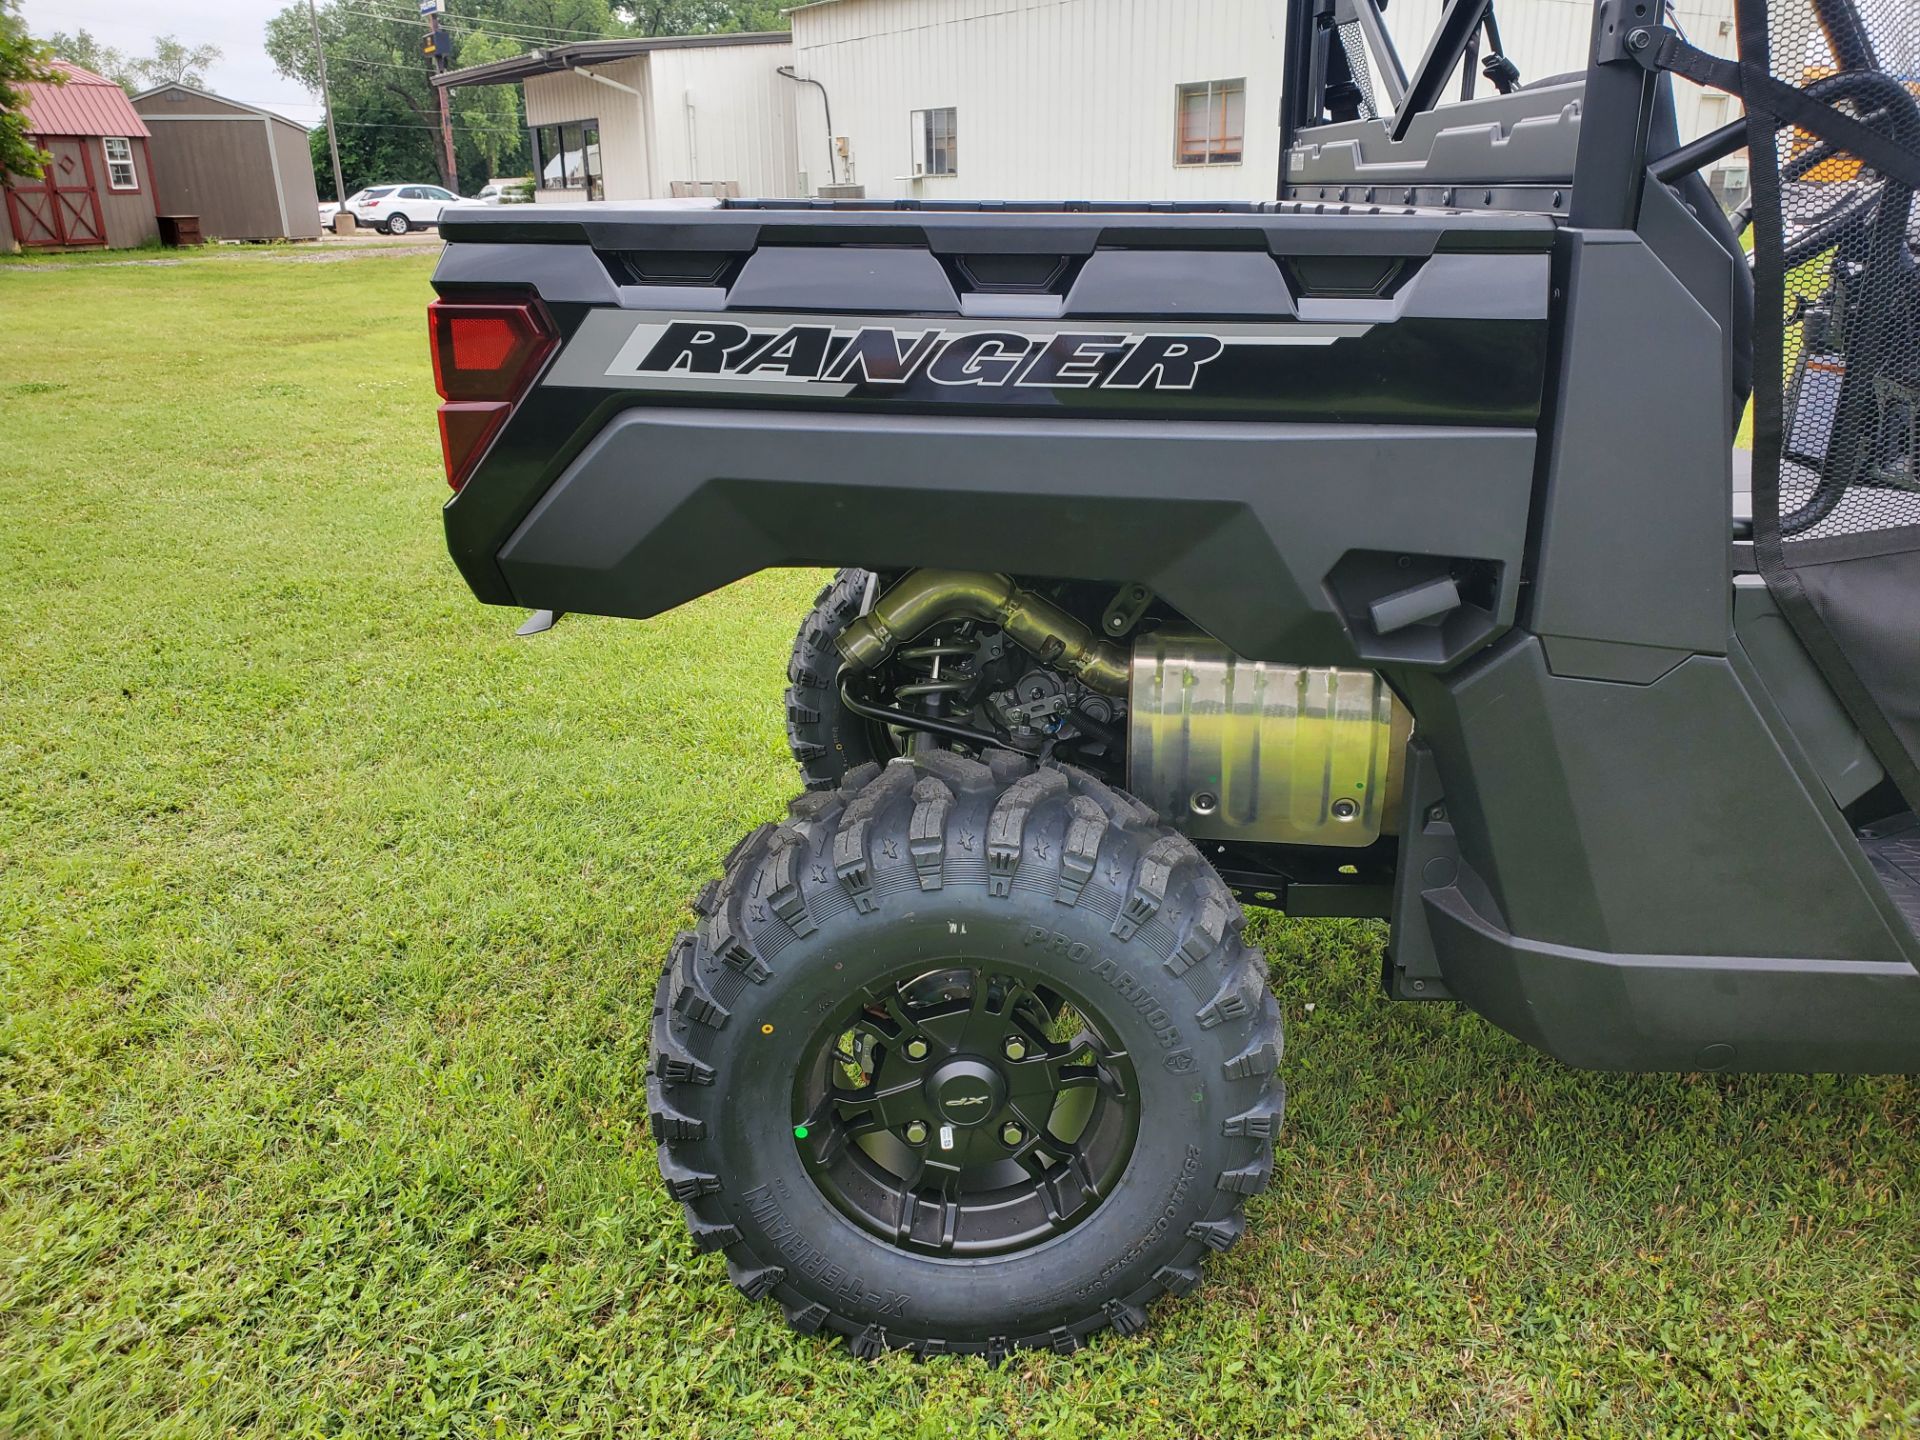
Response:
[1278,0,1909,230]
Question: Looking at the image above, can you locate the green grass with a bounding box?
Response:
[3,250,1918,1439]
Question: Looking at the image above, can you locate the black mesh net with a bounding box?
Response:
[1335,20,1382,121]
[1750,0,1920,541]
[1744,0,1920,804]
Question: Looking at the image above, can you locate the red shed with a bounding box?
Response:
[1,61,161,251]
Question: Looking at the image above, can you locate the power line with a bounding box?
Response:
[164,94,520,133]
[336,0,630,44]
[331,5,624,62]
[324,53,441,73]
[329,116,523,133]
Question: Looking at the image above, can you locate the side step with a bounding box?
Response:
[1860,814,1920,941]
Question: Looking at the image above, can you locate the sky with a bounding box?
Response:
[22,0,327,125]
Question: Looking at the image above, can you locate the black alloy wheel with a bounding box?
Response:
[794,964,1140,1257]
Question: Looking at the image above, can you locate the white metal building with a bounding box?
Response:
[437,32,800,202]
[440,1,1743,205]
[783,0,1744,202]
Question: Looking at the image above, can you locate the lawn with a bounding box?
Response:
[2,249,1917,1439]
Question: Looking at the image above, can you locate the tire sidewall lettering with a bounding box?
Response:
[1023,925,1198,1074]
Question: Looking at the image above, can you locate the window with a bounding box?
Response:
[910,107,957,178]
[533,121,603,200]
[1176,80,1245,166]
[426,187,457,201]
[103,136,137,190]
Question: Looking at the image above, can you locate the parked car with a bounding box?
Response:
[352,184,462,235]
[320,188,377,232]
[475,180,532,205]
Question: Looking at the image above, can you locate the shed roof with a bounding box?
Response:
[131,83,311,131]
[432,30,789,88]
[19,60,151,139]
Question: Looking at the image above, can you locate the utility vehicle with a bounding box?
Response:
[426,0,1920,1357]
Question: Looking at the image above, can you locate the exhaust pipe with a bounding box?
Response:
[834,570,1131,695]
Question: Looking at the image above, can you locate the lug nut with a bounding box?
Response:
[904,1038,929,1061]
[1002,1036,1028,1061]
[904,1121,929,1145]
[1000,1122,1025,1147]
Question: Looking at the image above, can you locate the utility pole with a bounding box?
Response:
[307,0,350,216]
[421,0,456,189]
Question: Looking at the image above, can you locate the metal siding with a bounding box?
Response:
[646,42,799,198]
[270,119,323,239]
[792,0,1739,200]
[792,0,1283,200]
[142,118,285,239]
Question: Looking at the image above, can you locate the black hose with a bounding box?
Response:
[839,677,1001,751]
[777,66,838,188]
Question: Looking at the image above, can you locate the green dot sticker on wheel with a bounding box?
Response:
[793,1125,809,1139]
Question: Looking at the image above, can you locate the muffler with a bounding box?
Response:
[1127,631,1409,848]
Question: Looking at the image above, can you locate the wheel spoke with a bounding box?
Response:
[912,977,995,1053]
[916,971,1046,1055]
[926,1163,963,1252]
[859,987,943,1054]
[832,1074,932,1133]
[1005,1040,1107,1103]
[1012,1141,1101,1223]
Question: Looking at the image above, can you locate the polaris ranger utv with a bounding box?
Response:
[426,0,1920,1357]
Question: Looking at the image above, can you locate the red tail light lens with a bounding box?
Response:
[427,297,557,490]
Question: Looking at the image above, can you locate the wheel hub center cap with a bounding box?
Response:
[929,1058,1006,1127]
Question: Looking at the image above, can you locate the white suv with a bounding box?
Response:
[353,184,461,235]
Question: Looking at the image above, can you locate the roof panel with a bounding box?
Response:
[433,30,789,88]
[21,61,152,139]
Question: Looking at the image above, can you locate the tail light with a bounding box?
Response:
[427,297,557,490]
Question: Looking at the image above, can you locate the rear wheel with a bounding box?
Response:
[785,568,887,789]
[649,749,1282,1356]
[386,213,410,235]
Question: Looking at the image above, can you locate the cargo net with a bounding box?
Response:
[1749,0,1920,542]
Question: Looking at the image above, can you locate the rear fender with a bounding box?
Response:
[490,408,1537,667]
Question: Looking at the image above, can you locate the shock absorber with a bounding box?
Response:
[891,636,977,723]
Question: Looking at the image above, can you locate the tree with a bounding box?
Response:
[266,1,475,191]
[268,1,787,198]
[130,35,221,89]
[630,1,789,33]
[42,26,133,88]
[1,0,58,179]
[446,31,532,182]
[41,30,219,94]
